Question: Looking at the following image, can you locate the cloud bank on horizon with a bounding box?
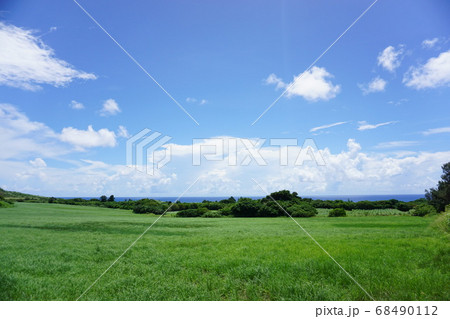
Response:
[0,0,449,196]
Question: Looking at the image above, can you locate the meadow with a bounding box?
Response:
[0,203,448,301]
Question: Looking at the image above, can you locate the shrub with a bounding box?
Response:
[231,199,279,217]
[202,211,222,218]
[176,208,208,217]
[219,205,233,216]
[396,202,412,212]
[411,204,436,217]
[328,208,347,217]
[355,200,377,210]
[0,200,13,208]
[133,203,167,215]
[202,202,223,210]
[287,202,318,217]
[231,199,261,217]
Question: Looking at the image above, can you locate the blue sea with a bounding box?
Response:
[61,194,425,203]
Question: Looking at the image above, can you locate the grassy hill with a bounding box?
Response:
[0,188,48,202]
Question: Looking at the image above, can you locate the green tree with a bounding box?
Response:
[425,162,450,212]
[100,195,107,202]
[107,195,115,202]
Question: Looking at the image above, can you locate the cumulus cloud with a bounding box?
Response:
[1,136,449,196]
[146,137,450,196]
[264,73,285,90]
[422,38,439,49]
[100,99,121,116]
[0,22,96,91]
[0,103,65,160]
[359,77,387,94]
[422,127,450,136]
[265,66,341,101]
[0,159,175,197]
[70,100,85,110]
[29,157,47,168]
[377,45,404,72]
[403,50,450,89]
[59,125,117,149]
[310,121,347,132]
[357,121,396,131]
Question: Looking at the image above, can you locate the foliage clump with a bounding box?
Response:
[176,208,209,217]
[132,199,168,215]
[202,211,222,218]
[410,204,436,217]
[287,202,318,217]
[425,162,450,212]
[328,208,347,217]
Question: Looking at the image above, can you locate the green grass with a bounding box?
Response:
[0,203,448,301]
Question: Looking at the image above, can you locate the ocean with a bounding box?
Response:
[61,194,425,203]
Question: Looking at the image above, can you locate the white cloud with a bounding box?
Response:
[0,103,66,160]
[264,73,285,90]
[70,100,85,110]
[0,159,175,197]
[357,121,396,131]
[403,50,450,89]
[359,77,387,94]
[0,22,96,91]
[59,125,117,149]
[422,126,450,136]
[388,98,408,106]
[375,141,419,149]
[100,99,121,116]
[310,121,347,132]
[377,45,404,72]
[117,125,130,138]
[422,38,439,49]
[265,66,341,101]
[186,97,208,105]
[1,136,449,196]
[29,157,47,168]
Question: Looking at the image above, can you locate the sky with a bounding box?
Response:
[0,0,450,197]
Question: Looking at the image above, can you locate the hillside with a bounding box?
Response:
[0,188,48,202]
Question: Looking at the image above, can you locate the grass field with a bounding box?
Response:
[0,203,448,301]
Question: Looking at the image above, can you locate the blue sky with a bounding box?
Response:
[0,0,449,196]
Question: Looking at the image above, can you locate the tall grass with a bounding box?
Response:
[0,203,448,300]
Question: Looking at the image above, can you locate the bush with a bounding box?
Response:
[287,202,318,217]
[201,202,223,210]
[133,203,167,215]
[231,198,261,217]
[231,199,279,217]
[176,208,208,217]
[328,208,347,217]
[396,202,412,212]
[355,200,377,210]
[202,211,222,218]
[219,205,233,216]
[0,200,13,208]
[411,204,436,217]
